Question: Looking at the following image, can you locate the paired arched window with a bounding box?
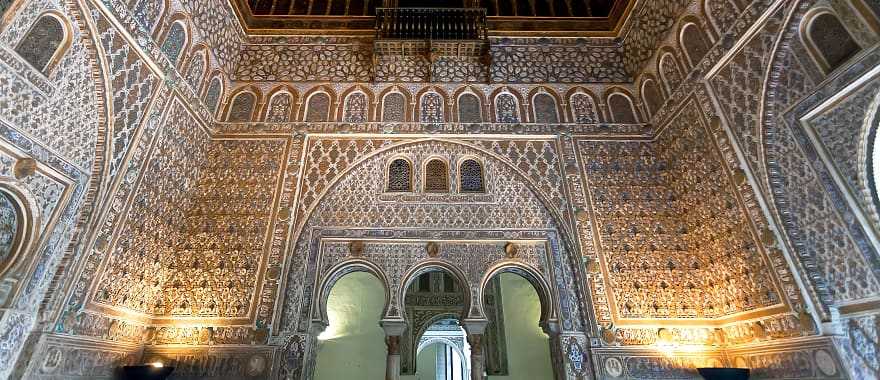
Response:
[306,92,332,122]
[458,93,483,123]
[227,91,257,122]
[15,14,68,74]
[804,11,861,73]
[387,158,413,192]
[382,92,407,122]
[386,158,486,194]
[424,159,449,193]
[160,21,187,65]
[459,159,485,193]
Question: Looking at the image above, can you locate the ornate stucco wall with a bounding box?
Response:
[0,0,875,379]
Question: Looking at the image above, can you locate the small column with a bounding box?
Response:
[381,320,407,380]
[462,319,489,380]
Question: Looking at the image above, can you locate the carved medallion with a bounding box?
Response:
[13,157,36,179]
[349,241,365,257]
[604,357,624,378]
[426,242,440,257]
[504,242,518,258]
[814,349,837,376]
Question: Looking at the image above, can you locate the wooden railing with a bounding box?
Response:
[375,7,487,40]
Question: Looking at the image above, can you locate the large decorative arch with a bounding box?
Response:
[277,138,589,379]
[0,181,40,283]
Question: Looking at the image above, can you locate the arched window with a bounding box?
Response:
[424,159,449,193]
[571,93,598,124]
[306,92,331,122]
[458,93,482,123]
[0,189,29,278]
[641,79,665,118]
[15,14,68,74]
[659,53,684,94]
[227,91,257,122]
[495,93,520,123]
[533,93,559,123]
[459,159,485,193]
[805,12,861,72]
[387,158,413,192]
[608,94,638,124]
[184,51,207,92]
[680,23,712,68]
[160,21,187,65]
[266,92,293,122]
[344,92,368,123]
[131,0,165,33]
[203,76,223,115]
[421,92,444,123]
[382,92,406,122]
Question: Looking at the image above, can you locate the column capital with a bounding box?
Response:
[380,319,408,336]
[461,319,489,335]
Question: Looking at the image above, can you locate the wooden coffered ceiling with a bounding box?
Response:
[231,0,634,36]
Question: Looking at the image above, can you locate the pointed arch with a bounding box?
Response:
[14,11,72,74]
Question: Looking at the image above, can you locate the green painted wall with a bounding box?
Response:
[408,342,441,380]
[314,272,387,380]
[492,273,555,380]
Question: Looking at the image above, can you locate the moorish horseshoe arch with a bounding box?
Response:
[312,258,393,327]
[277,138,592,379]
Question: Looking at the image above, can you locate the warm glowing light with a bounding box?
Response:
[150,362,164,368]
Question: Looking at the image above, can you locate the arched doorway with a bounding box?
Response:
[314,271,387,380]
[415,319,471,380]
[483,272,555,379]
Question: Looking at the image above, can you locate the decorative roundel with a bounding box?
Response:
[814,349,837,376]
[247,354,268,377]
[604,357,624,378]
[40,347,63,373]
